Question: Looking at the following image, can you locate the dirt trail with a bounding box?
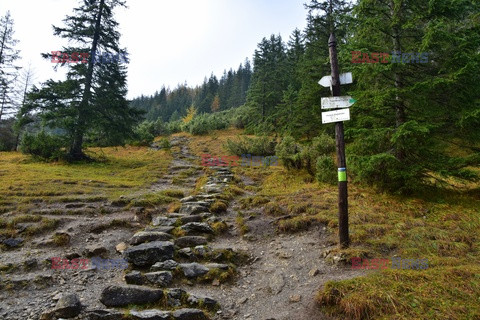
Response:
[0,137,364,320]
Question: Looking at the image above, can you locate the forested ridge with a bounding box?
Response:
[129,0,480,193]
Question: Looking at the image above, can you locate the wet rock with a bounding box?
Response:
[124,241,174,267]
[100,285,164,307]
[124,271,144,285]
[54,293,82,318]
[144,271,173,287]
[180,222,214,235]
[179,263,209,278]
[130,309,172,320]
[151,259,178,271]
[175,236,208,248]
[3,238,23,248]
[172,308,208,320]
[151,216,177,227]
[129,231,172,245]
[86,309,124,320]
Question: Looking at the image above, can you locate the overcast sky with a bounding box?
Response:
[0,0,308,99]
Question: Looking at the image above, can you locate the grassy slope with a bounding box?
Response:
[1,129,478,319]
[0,146,172,214]
[184,129,480,320]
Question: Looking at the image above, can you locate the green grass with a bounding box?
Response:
[184,129,480,320]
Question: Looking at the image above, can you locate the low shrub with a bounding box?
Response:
[224,136,277,156]
[20,131,65,160]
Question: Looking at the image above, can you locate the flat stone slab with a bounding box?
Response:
[86,309,124,320]
[124,241,174,267]
[179,203,209,215]
[129,231,173,245]
[180,222,214,235]
[100,285,164,307]
[179,263,209,278]
[174,236,208,248]
[130,309,172,320]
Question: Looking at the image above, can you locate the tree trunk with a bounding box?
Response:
[391,0,406,160]
[69,0,105,160]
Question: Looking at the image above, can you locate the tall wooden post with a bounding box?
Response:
[328,33,350,248]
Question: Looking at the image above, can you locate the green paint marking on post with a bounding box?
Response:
[348,98,357,104]
[338,167,347,182]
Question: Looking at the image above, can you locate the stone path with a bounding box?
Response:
[0,136,364,320]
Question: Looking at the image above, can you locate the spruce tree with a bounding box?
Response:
[20,0,141,160]
[0,11,21,121]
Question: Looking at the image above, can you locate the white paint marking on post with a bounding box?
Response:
[318,72,353,87]
[322,108,351,124]
[321,96,356,109]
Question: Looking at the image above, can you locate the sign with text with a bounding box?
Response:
[322,108,350,124]
[321,96,356,109]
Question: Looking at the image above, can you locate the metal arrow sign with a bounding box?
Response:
[318,72,353,87]
[321,96,357,109]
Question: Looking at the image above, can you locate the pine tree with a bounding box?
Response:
[348,0,480,192]
[0,11,21,121]
[20,0,141,160]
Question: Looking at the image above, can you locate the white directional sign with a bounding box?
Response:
[318,72,353,87]
[322,108,351,124]
[321,96,356,110]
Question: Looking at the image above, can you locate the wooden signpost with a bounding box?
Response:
[319,34,353,249]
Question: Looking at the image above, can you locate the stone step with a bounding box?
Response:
[129,231,173,245]
[124,241,174,267]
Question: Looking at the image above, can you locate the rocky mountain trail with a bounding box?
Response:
[0,137,365,320]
